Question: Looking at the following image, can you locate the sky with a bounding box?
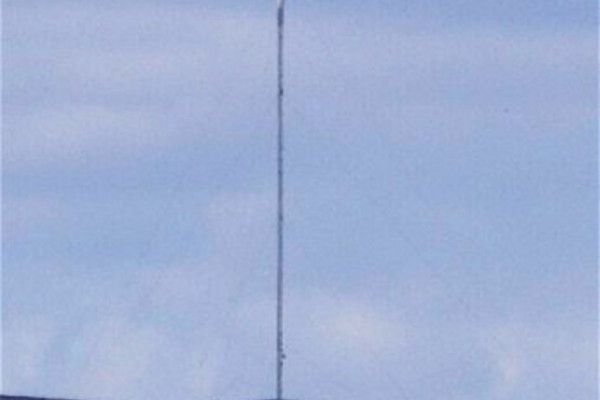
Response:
[2,1,598,400]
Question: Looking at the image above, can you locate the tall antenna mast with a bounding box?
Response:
[276,0,286,399]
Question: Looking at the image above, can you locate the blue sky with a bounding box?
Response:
[3,1,597,400]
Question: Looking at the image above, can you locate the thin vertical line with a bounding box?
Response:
[276,1,285,400]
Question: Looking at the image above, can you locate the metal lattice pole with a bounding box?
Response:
[276,1,286,400]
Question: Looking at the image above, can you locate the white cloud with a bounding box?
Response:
[308,296,407,360]
[69,318,167,400]
[6,0,594,175]
[4,259,596,400]
[203,190,273,252]
[4,316,58,391]
[3,2,595,400]
[481,322,597,399]
[2,186,277,399]
[6,105,175,170]
[5,3,274,172]
[288,17,595,145]
[3,195,65,241]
